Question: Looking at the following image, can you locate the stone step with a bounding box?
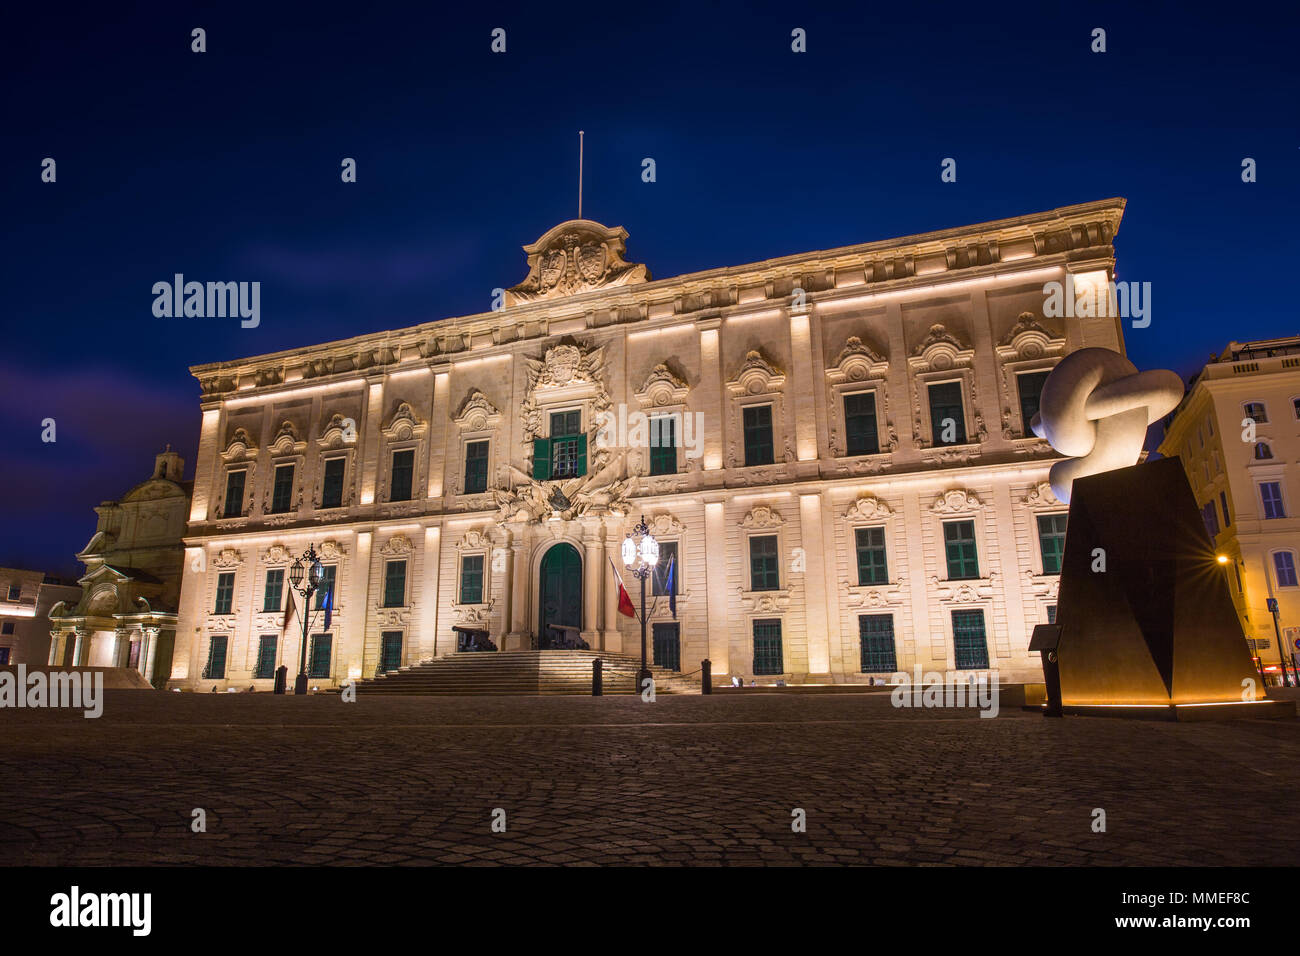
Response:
[333,649,700,696]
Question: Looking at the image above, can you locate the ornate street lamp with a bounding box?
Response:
[622,515,659,690]
[288,543,325,695]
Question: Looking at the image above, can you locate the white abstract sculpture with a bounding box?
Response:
[1030,348,1184,504]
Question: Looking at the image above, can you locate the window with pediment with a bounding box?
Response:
[826,336,892,458]
[452,390,502,497]
[994,313,1066,439]
[217,427,258,519]
[264,421,307,517]
[315,413,359,511]
[377,402,427,506]
[632,363,691,477]
[726,350,789,470]
[908,325,980,450]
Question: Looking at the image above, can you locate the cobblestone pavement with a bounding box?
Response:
[1,691,1297,866]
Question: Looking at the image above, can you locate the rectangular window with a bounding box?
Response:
[749,535,780,591]
[943,520,979,580]
[1,621,14,635]
[223,469,246,518]
[214,572,235,614]
[547,410,585,479]
[855,527,888,585]
[383,560,406,607]
[652,622,681,671]
[5,584,18,601]
[1017,371,1051,436]
[464,440,489,494]
[1047,605,1057,625]
[1036,513,1068,575]
[204,635,228,680]
[1201,501,1220,541]
[652,541,679,596]
[381,631,403,672]
[321,457,345,509]
[389,449,414,501]
[952,609,990,670]
[858,614,897,673]
[928,382,967,445]
[263,568,284,612]
[270,463,295,513]
[649,416,677,475]
[742,404,775,466]
[460,554,485,605]
[0,648,9,665]
[254,636,278,680]
[1244,401,1268,424]
[843,392,880,456]
[309,634,332,679]
[1220,491,1231,528]
[1260,482,1286,519]
[314,565,336,610]
[1275,552,1299,589]
[752,619,784,675]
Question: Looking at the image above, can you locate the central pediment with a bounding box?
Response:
[506,219,649,305]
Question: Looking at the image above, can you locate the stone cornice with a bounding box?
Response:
[191,199,1125,397]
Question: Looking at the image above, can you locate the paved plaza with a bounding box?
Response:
[1,691,1297,866]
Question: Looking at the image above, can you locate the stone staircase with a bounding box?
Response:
[334,650,701,696]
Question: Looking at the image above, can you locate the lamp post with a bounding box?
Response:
[622,515,659,691]
[288,543,325,695]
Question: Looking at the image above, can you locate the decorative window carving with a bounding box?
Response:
[452,390,502,499]
[315,412,359,511]
[994,313,1066,441]
[726,350,790,471]
[826,337,894,458]
[377,402,428,507]
[908,325,982,457]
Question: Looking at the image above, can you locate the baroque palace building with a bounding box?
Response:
[170,199,1129,690]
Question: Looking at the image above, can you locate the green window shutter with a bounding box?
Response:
[576,434,587,477]
[533,438,551,480]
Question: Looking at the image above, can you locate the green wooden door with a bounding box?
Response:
[538,543,582,648]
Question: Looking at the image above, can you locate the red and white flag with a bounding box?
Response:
[607,556,637,618]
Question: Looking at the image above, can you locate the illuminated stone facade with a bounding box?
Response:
[47,448,189,685]
[1160,336,1300,679]
[171,200,1129,689]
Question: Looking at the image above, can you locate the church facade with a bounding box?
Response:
[170,199,1128,690]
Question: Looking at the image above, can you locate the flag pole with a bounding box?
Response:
[578,130,584,220]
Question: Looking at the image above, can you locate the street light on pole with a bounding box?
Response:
[622,515,659,692]
[288,543,325,695]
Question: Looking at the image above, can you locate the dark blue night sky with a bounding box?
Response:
[3,0,1296,574]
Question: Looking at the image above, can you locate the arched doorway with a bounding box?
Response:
[538,543,582,649]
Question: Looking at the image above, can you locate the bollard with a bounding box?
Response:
[592,657,603,696]
[701,658,712,695]
[273,664,287,695]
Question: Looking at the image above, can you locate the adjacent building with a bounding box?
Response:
[171,199,1131,690]
[47,448,190,686]
[0,569,80,665]
[1160,336,1300,679]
